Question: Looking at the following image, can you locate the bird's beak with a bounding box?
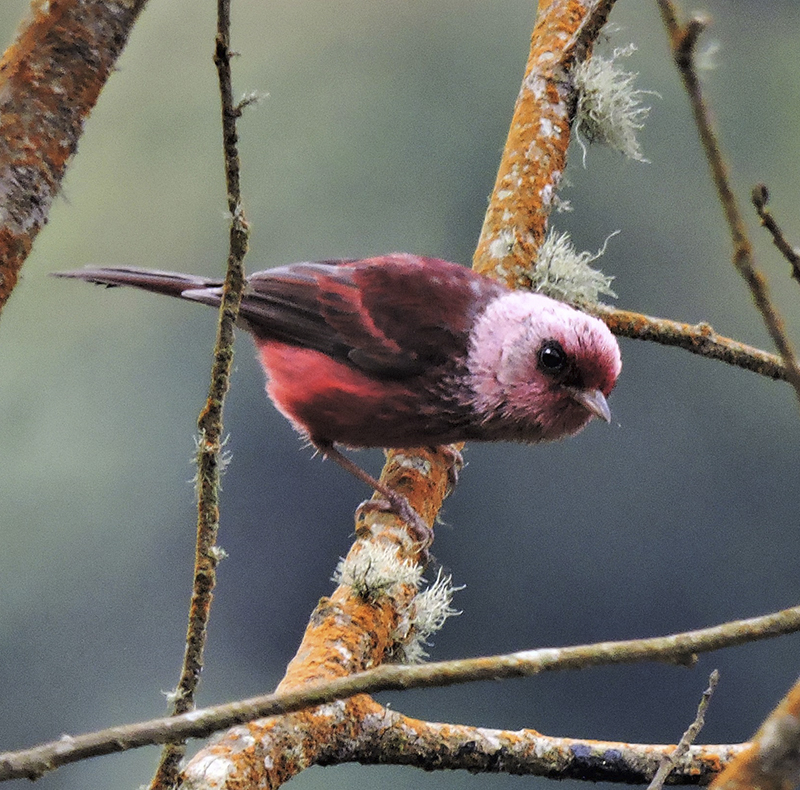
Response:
[569,387,612,423]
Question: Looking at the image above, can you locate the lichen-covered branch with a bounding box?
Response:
[184,704,746,787]
[179,447,455,787]
[356,0,622,555]
[0,0,149,314]
[473,0,617,282]
[350,708,743,785]
[6,602,800,782]
[181,600,799,787]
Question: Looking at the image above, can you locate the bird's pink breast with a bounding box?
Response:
[257,340,427,447]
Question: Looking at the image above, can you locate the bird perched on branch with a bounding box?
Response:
[56,253,621,544]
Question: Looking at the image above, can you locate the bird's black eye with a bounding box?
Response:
[538,340,567,374]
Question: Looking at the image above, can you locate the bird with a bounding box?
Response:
[55,253,621,544]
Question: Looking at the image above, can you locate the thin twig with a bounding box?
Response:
[656,0,800,407]
[3,604,799,782]
[147,1,249,787]
[752,184,800,284]
[647,670,720,790]
[595,305,787,380]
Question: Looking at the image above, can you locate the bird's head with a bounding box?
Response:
[467,291,622,442]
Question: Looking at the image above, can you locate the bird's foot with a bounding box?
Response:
[356,493,433,559]
[315,440,433,559]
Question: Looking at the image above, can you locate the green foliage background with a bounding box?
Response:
[1,2,799,789]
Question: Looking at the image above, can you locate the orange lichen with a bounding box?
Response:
[0,0,147,311]
[473,0,614,285]
[711,679,800,790]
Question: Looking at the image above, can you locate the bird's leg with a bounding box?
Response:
[313,441,433,551]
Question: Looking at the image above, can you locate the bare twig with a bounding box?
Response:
[3,604,799,782]
[147,1,250,787]
[647,670,720,790]
[0,0,149,314]
[657,0,800,406]
[752,184,800,284]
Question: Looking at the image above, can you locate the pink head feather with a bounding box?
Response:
[466,291,622,442]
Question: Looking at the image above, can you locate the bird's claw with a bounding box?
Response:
[437,445,464,496]
[356,493,433,559]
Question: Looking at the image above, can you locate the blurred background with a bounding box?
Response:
[1,1,798,788]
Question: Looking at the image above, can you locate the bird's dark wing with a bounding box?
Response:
[55,256,505,380]
[230,254,504,379]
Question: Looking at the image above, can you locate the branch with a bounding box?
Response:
[3,603,799,782]
[0,0,149,314]
[596,305,787,381]
[752,184,800,285]
[331,0,622,562]
[184,701,746,788]
[148,1,250,787]
[179,445,456,786]
[349,706,742,785]
[473,0,617,281]
[656,0,800,406]
[358,0,623,555]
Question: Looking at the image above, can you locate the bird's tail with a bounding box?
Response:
[52,267,224,304]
